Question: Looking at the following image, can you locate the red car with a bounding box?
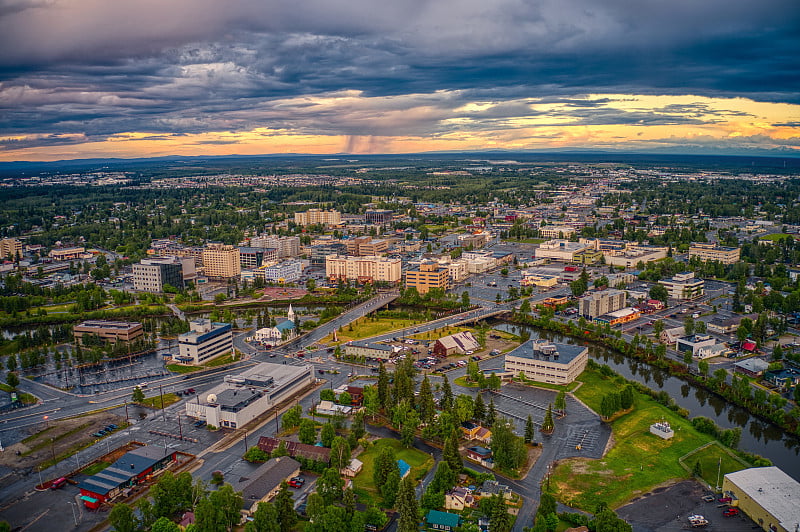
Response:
[288,477,305,488]
[723,508,739,517]
[718,496,732,503]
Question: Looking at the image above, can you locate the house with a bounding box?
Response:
[316,400,353,416]
[660,326,685,344]
[257,436,331,463]
[466,446,494,468]
[426,509,461,531]
[445,487,475,510]
[230,456,301,517]
[341,458,363,478]
[734,358,770,377]
[476,480,513,499]
[397,459,411,479]
[433,331,480,357]
[346,386,364,406]
[460,421,480,439]
[474,426,492,444]
[764,368,800,389]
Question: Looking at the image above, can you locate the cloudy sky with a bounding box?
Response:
[1,0,799,161]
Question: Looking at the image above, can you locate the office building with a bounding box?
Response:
[689,242,741,264]
[202,243,241,279]
[294,209,341,226]
[238,247,278,269]
[249,235,300,258]
[253,259,303,283]
[325,254,402,283]
[539,225,576,239]
[132,257,190,292]
[345,237,389,256]
[504,340,588,385]
[185,362,315,429]
[0,238,22,259]
[310,242,347,266]
[73,320,143,344]
[365,209,394,225]
[534,240,591,262]
[722,467,800,532]
[405,260,451,294]
[659,271,705,300]
[579,289,627,319]
[177,319,233,364]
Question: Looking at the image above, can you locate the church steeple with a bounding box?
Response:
[287,304,296,324]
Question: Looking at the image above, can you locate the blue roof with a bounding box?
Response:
[78,447,171,496]
[397,459,411,478]
[275,319,295,331]
[426,510,461,527]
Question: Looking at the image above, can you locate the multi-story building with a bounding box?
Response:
[579,289,627,318]
[249,235,300,258]
[0,238,22,259]
[310,242,347,266]
[73,320,143,344]
[325,254,402,283]
[254,259,303,283]
[48,247,87,261]
[294,209,341,227]
[202,243,241,279]
[504,340,588,385]
[365,209,394,225]
[238,247,278,269]
[405,261,451,294]
[133,257,190,292]
[539,225,576,239]
[689,242,741,265]
[177,319,233,364]
[534,240,591,262]
[345,237,389,256]
[458,232,491,249]
[659,271,705,300]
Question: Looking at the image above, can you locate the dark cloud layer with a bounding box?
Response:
[0,0,798,150]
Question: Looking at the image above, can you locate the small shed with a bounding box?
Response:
[649,421,674,440]
[397,459,411,479]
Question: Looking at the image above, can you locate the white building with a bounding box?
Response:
[722,467,800,532]
[534,240,590,262]
[659,271,705,300]
[254,259,303,283]
[504,340,588,385]
[185,363,315,429]
[177,319,233,364]
[539,225,576,239]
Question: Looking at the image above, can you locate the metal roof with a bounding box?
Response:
[725,466,800,531]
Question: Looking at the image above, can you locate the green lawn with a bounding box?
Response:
[353,438,434,505]
[453,376,479,388]
[679,442,749,488]
[759,233,793,242]
[139,393,180,409]
[551,368,750,510]
[205,352,239,367]
[81,461,110,476]
[166,363,203,374]
[0,383,37,404]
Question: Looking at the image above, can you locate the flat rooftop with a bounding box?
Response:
[505,340,587,365]
[725,466,800,530]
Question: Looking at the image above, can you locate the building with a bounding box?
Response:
[202,243,241,279]
[689,242,741,265]
[0,238,22,259]
[252,259,303,283]
[426,510,461,532]
[345,237,389,256]
[579,289,627,319]
[458,232,491,248]
[707,315,748,334]
[238,247,278,269]
[257,437,331,463]
[48,246,87,261]
[445,487,475,510]
[734,358,770,377]
[649,421,674,440]
[310,242,347,266]
[675,334,717,357]
[248,235,300,258]
[325,254,402,283]
[659,271,705,300]
[603,245,669,268]
[177,319,233,364]
[520,271,559,288]
[722,466,800,532]
[186,362,315,429]
[476,480,513,499]
[344,340,397,361]
[397,459,411,479]
[595,307,641,327]
[433,331,480,357]
[294,209,341,226]
[230,456,301,517]
[534,240,591,262]
[132,257,190,292]
[342,458,363,477]
[78,446,176,508]
[504,340,588,385]
[365,209,394,225]
[541,296,568,308]
[465,446,493,468]
[539,225,576,239]
[73,320,143,344]
[405,260,451,294]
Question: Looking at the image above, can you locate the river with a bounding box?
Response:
[495,323,800,482]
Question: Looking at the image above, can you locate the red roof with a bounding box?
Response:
[743,340,757,351]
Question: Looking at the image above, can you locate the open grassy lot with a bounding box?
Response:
[572,368,621,413]
[139,392,180,409]
[353,438,434,506]
[679,442,749,488]
[81,460,110,476]
[166,363,202,374]
[323,315,472,344]
[552,368,747,511]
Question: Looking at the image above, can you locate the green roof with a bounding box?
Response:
[426,510,460,527]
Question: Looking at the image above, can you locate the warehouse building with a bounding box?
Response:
[722,466,800,532]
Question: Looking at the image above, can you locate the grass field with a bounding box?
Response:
[353,438,434,506]
[323,315,471,344]
[205,352,239,367]
[759,233,793,242]
[0,383,37,404]
[139,393,180,409]
[679,442,749,488]
[551,368,748,511]
[81,461,110,476]
[166,364,202,374]
[454,376,479,388]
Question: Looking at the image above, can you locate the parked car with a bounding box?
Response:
[288,477,305,488]
[718,496,732,503]
[187,388,196,394]
[701,495,715,503]
[194,420,206,428]
[51,477,67,490]
[723,508,739,517]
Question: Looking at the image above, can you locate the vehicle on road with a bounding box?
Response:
[723,508,739,517]
[187,388,196,394]
[51,477,67,490]
[318,369,325,374]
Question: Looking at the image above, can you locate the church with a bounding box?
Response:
[253,305,297,346]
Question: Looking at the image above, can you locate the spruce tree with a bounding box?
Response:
[486,397,496,427]
[524,414,534,443]
[377,362,390,409]
[396,476,419,532]
[473,393,486,424]
[417,376,436,424]
[442,430,462,474]
[441,374,453,411]
[541,404,554,434]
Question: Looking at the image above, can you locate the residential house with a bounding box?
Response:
[341,458,363,478]
[734,358,770,377]
[256,437,331,463]
[426,510,461,531]
[460,421,481,440]
[466,446,494,468]
[230,456,301,517]
[474,426,492,444]
[398,459,411,479]
[476,480,513,500]
[445,487,475,511]
[660,326,685,344]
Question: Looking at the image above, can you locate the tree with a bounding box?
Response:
[373,445,398,488]
[132,386,145,403]
[320,388,336,402]
[330,436,351,471]
[592,507,632,532]
[194,484,242,532]
[338,391,352,406]
[442,430,463,474]
[5,372,19,389]
[317,467,344,504]
[320,422,336,447]
[487,372,502,391]
[109,503,138,532]
[281,404,302,429]
[570,278,588,297]
[381,469,401,507]
[298,418,317,445]
[486,397,496,427]
[652,319,665,337]
[649,284,668,304]
[440,374,454,411]
[491,418,527,471]
[489,494,512,532]
[695,320,706,334]
[152,517,180,532]
[377,362,390,409]
[396,477,419,532]
[430,460,456,493]
[363,384,380,419]
[243,446,270,463]
[246,502,279,532]
[524,415,535,443]
[619,385,635,411]
[684,316,695,337]
[554,390,566,413]
[600,394,618,419]
[455,393,475,423]
[473,393,486,424]
[417,376,436,424]
[541,404,554,434]
[274,482,297,530]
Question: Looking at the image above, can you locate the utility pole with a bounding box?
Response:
[159,384,166,420]
[177,414,183,440]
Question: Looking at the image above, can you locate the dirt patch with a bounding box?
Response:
[0,410,126,470]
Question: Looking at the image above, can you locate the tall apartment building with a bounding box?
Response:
[325,254,402,283]
[0,238,22,259]
[689,242,741,265]
[345,237,389,256]
[238,247,278,269]
[249,236,300,258]
[364,209,393,225]
[133,257,187,292]
[202,243,241,279]
[659,271,705,300]
[310,242,347,266]
[405,260,451,294]
[177,319,233,364]
[294,209,341,227]
[579,289,627,318]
